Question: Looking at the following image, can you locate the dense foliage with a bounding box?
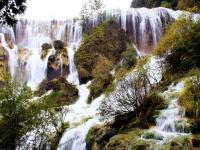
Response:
[131,0,200,12]
[0,75,39,149]
[155,17,200,74]
[75,19,137,102]
[178,75,200,131]
[131,0,178,8]
[0,0,27,25]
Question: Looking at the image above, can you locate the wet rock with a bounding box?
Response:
[41,43,52,59]
[53,40,64,50]
[47,46,69,80]
[86,125,117,150]
[42,43,52,51]
[37,77,78,106]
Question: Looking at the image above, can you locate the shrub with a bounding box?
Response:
[178,77,200,130]
[121,44,137,68]
[53,40,64,50]
[42,43,52,51]
[177,0,200,12]
[161,1,171,7]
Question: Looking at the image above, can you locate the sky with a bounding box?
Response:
[23,0,132,20]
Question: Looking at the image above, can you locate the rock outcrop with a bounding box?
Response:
[0,45,8,82]
[37,77,78,106]
[43,40,69,81]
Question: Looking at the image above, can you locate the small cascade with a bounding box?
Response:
[66,21,82,85]
[26,48,56,90]
[152,82,188,139]
[141,82,190,144]
[58,83,104,150]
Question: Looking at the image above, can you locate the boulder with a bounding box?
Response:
[41,43,52,59]
[42,43,52,51]
[86,125,117,150]
[53,40,64,50]
[37,77,79,106]
[47,47,69,81]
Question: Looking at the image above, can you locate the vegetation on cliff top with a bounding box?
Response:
[131,0,200,12]
[75,19,137,102]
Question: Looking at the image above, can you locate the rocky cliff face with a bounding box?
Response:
[0,45,8,82]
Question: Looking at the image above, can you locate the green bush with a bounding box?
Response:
[154,17,200,74]
[75,19,127,81]
[161,1,171,7]
[178,77,200,130]
[121,44,137,68]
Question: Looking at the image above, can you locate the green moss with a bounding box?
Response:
[106,129,142,150]
[131,139,151,150]
[161,1,171,8]
[37,77,78,108]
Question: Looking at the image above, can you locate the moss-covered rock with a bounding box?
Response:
[106,129,142,150]
[86,125,117,150]
[41,43,52,59]
[88,56,113,102]
[37,77,78,107]
[178,77,200,132]
[75,19,128,83]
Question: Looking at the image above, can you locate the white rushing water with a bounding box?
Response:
[58,83,104,150]
[151,82,189,140]
[26,48,56,90]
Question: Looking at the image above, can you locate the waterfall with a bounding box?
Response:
[26,48,56,90]
[88,7,183,54]
[57,83,104,150]
[140,82,190,146]
[0,33,18,78]
[0,8,186,88]
[152,82,189,139]
[0,7,194,150]
[66,21,82,85]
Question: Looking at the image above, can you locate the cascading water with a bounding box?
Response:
[140,82,190,147]
[66,21,82,85]
[151,82,189,140]
[0,7,195,150]
[26,48,56,90]
[89,7,183,54]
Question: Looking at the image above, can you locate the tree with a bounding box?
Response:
[100,68,153,119]
[0,75,41,149]
[80,0,104,26]
[0,0,27,25]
